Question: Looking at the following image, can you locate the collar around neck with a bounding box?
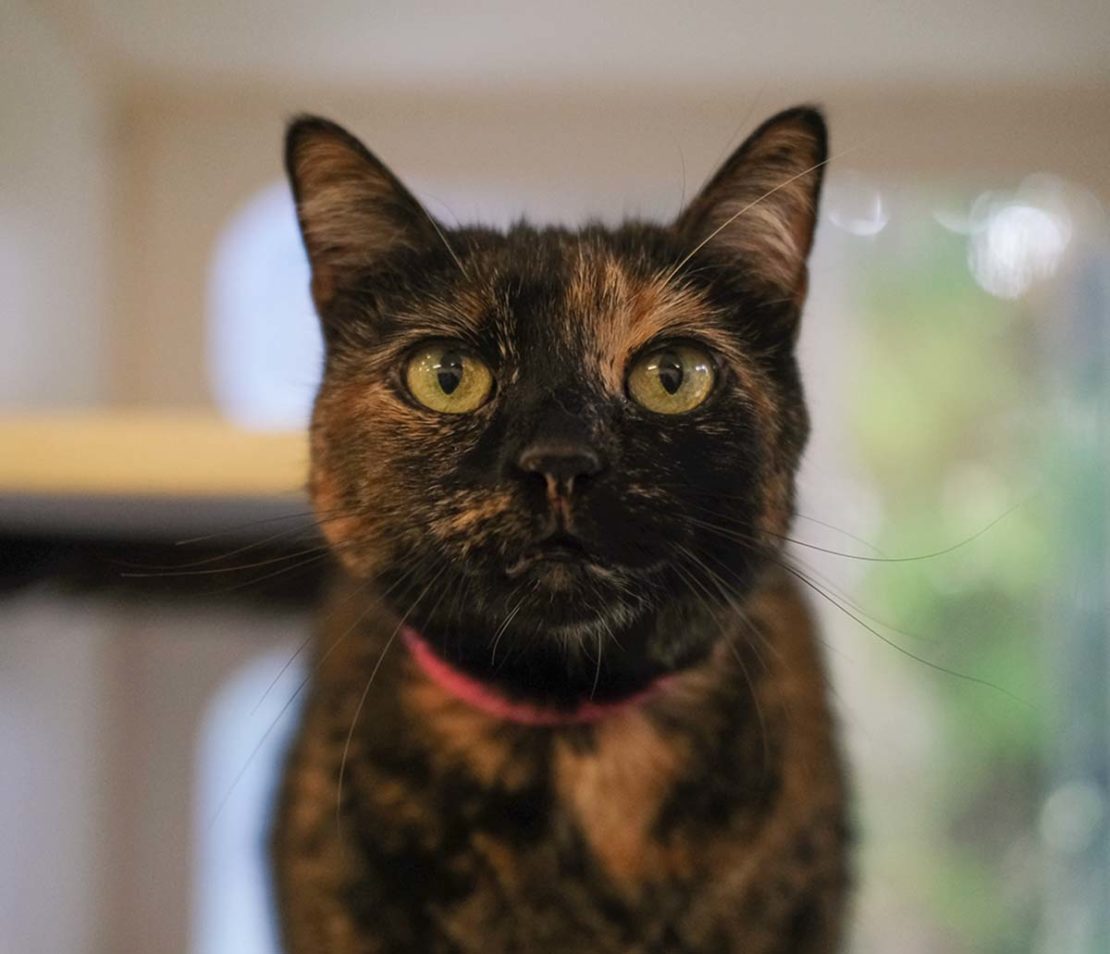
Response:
[402,625,667,727]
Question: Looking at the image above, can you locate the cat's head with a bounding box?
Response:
[286,107,825,699]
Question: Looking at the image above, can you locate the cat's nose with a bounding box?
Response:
[516,442,604,494]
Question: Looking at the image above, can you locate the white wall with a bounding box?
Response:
[0,0,111,407]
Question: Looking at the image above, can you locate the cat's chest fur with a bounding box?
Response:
[273,571,848,953]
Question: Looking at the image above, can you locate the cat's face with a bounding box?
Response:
[288,108,825,688]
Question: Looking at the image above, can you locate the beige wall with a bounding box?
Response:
[111,81,1110,408]
[0,589,115,954]
[0,0,112,407]
[1,0,1107,413]
[0,7,112,945]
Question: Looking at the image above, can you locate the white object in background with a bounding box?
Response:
[208,183,323,430]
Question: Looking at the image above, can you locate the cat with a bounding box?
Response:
[272,105,850,953]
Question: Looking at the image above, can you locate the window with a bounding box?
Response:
[194,647,303,954]
[208,183,322,430]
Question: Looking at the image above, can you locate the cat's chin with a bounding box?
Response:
[474,586,649,642]
[530,595,647,640]
[503,557,640,603]
[495,562,658,636]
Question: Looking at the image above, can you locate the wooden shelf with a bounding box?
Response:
[0,411,312,540]
[0,411,308,497]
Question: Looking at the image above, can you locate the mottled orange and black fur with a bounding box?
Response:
[273,106,851,952]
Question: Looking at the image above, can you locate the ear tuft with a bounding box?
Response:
[676,106,828,297]
[285,115,437,309]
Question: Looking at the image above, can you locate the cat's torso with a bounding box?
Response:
[273,568,848,954]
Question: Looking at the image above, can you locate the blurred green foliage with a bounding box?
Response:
[847,209,1048,953]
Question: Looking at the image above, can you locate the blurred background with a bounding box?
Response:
[1,1,1108,952]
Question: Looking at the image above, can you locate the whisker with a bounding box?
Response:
[153,523,320,570]
[490,587,529,666]
[653,479,1025,563]
[114,504,372,573]
[683,500,1022,565]
[792,513,887,557]
[664,148,858,286]
[176,503,370,553]
[646,482,887,554]
[780,552,938,646]
[671,553,771,773]
[118,541,331,579]
[173,507,324,545]
[590,628,604,702]
[777,561,1033,709]
[682,511,1025,698]
[204,571,385,831]
[336,563,448,831]
[419,201,466,274]
[250,561,431,717]
[681,545,781,667]
[200,550,335,596]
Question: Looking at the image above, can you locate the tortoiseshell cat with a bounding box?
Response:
[273,106,850,953]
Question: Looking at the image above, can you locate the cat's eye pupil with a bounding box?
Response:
[657,353,684,395]
[627,343,714,414]
[406,343,492,413]
[435,353,464,395]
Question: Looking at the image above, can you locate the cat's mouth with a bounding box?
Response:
[504,532,607,580]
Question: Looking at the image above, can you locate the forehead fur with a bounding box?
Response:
[563,245,748,392]
[366,228,764,400]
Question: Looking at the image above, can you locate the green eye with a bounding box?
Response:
[627,343,716,414]
[405,342,494,414]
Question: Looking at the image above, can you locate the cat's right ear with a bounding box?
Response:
[675,106,827,308]
[285,116,440,310]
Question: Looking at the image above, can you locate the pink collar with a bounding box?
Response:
[402,626,666,727]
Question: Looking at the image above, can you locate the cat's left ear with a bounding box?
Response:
[285,115,442,311]
[675,106,827,304]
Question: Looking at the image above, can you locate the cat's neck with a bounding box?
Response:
[401,624,672,726]
[399,595,724,717]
